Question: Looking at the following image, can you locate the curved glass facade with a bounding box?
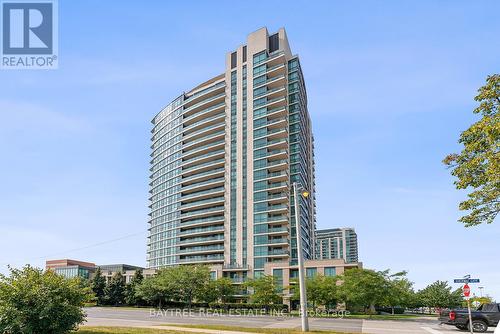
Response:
[148,79,226,269]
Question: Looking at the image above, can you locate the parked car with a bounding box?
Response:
[439,303,500,332]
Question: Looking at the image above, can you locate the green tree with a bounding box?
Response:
[382,271,415,314]
[245,275,281,304]
[125,269,144,306]
[417,281,463,311]
[200,277,235,303]
[338,269,390,314]
[214,277,235,303]
[105,272,126,306]
[91,267,106,305]
[0,266,92,334]
[135,275,170,308]
[444,74,500,226]
[161,265,211,308]
[290,275,339,310]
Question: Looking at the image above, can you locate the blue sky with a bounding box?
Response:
[0,0,499,299]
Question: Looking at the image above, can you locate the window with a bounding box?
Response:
[254,270,265,278]
[242,46,247,62]
[324,267,336,277]
[253,51,267,65]
[253,64,266,76]
[306,267,317,277]
[269,33,279,53]
[254,258,266,269]
[231,52,237,69]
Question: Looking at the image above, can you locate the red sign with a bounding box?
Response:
[463,284,471,297]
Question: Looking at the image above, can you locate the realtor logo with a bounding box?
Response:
[1,0,58,69]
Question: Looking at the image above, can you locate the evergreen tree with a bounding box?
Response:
[105,272,126,306]
[91,267,106,306]
[125,269,144,306]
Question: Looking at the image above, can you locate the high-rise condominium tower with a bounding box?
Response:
[316,228,359,264]
[147,27,316,278]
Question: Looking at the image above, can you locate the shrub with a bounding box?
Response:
[0,266,92,334]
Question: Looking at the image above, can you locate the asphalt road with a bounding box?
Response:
[84,307,497,334]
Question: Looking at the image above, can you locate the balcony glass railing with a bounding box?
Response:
[178,226,224,236]
[182,149,224,165]
[183,102,225,124]
[178,254,224,263]
[254,171,287,182]
[178,235,224,245]
[256,238,288,245]
[180,206,224,218]
[182,92,225,115]
[181,167,225,183]
[179,215,224,226]
[185,82,225,102]
[183,122,225,141]
[183,112,225,133]
[181,177,225,192]
[180,187,224,201]
[254,149,287,160]
[183,130,225,150]
[182,158,225,174]
[178,245,224,254]
[266,63,285,73]
[254,204,288,213]
[181,196,224,210]
[254,138,287,149]
[253,74,285,88]
[183,140,225,159]
[253,86,285,99]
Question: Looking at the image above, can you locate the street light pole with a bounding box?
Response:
[293,182,309,332]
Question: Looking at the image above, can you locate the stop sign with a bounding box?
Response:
[463,284,471,297]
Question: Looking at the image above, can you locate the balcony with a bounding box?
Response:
[179,215,224,227]
[177,245,224,255]
[180,187,224,203]
[181,176,225,193]
[178,225,224,237]
[180,206,224,219]
[181,158,225,176]
[184,82,225,107]
[180,196,225,212]
[182,140,225,161]
[254,204,288,214]
[253,86,286,101]
[183,102,225,126]
[181,150,225,169]
[254,226,289,235]
[177,235,224,246]
[183,113,225,135]
[183,121,225,142]
[181,167,225,185]
[182,131,225,151]
[182,92,225,118]
[178,254,224,264]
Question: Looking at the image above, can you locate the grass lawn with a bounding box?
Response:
[166,324,357,334]
[76,328,195,334]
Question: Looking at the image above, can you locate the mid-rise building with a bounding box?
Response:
[147,27,316,279]
[316,228,359,263]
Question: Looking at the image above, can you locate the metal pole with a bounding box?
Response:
[293,182,309,332]
[467,297,474,334]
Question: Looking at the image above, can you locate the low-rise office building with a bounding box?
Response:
[45,259,154,282]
